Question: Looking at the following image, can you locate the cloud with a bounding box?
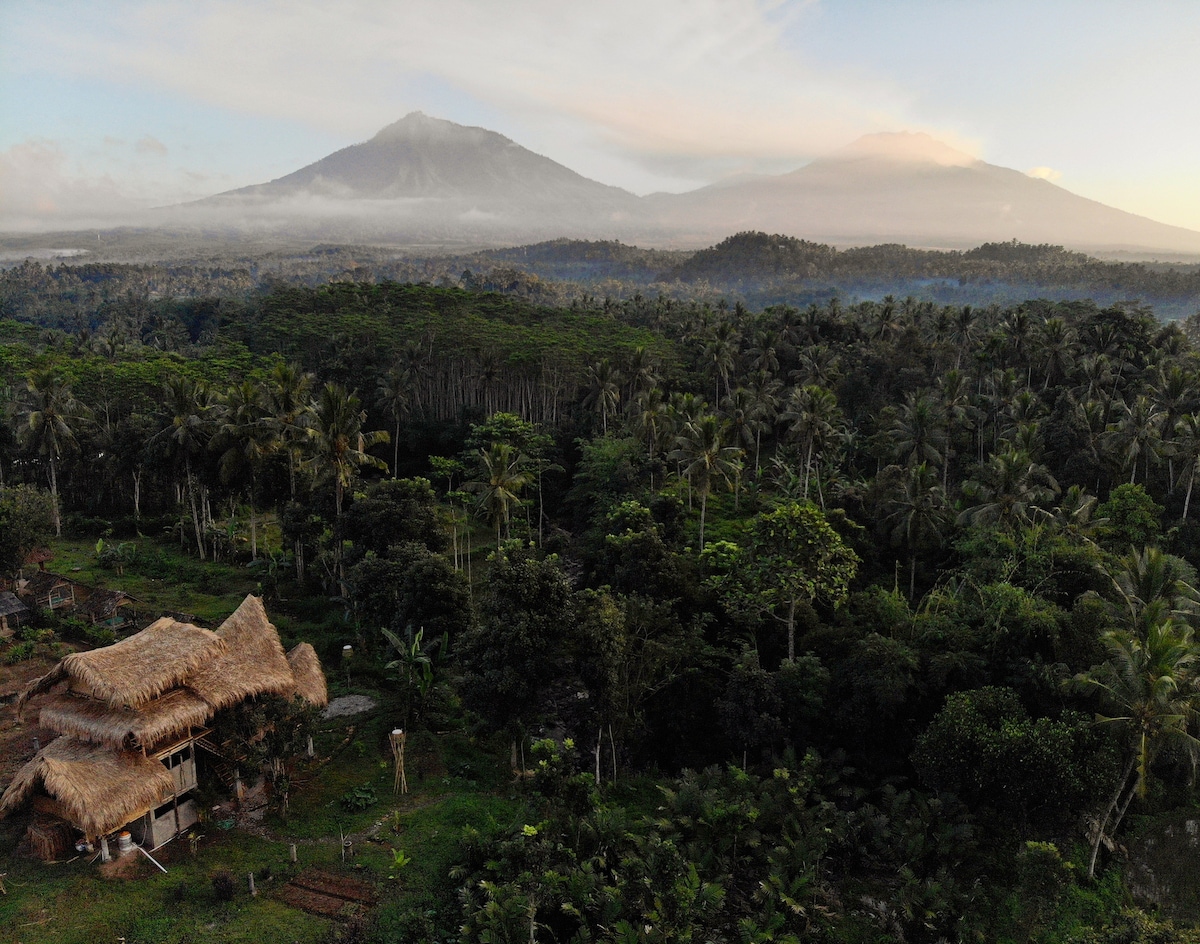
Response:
[18,0,926,191]
[1027,166,1063,181]
[0,138,140,229]
[0,137,214,230]
[136,134,168,156]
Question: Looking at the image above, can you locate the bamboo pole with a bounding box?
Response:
[390,729,408,795]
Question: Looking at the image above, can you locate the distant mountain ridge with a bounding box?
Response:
[180,115,1200,255]
[198,112,638,240]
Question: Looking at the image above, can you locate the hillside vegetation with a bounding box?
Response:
[5,265,1200,942]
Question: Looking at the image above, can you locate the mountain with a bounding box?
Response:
[174,120,1200,256]
[642,132,1200,254]
[191,112,639,240]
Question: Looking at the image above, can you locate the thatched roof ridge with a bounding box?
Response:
[57,617,225,709]
[286,643,329,708]
[0,737,174,839]
[16,663,69,719]
[38,690,211,751]
[185,595,295,711]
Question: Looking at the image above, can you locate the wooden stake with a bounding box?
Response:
[390,729,408,794]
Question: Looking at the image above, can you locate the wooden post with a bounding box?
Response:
[306,735,314,759]
[290,843,297,864]
[248,872,256,896]
[390,729,408,794]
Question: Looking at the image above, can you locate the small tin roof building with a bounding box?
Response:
[0,591,30,639]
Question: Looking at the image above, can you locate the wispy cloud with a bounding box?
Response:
[16,0,925,192]
[136,135,168,156]
[0,138,140,230]
[1027,166,1063,182]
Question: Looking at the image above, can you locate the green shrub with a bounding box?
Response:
[339,785,378,812]
[211,869,235,902]
[2,640,36,664]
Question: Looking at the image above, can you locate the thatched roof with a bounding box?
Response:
[37,689,211,751]
[16,595,326,745]
[0,737,174,839]
[185,595,295,711]
[286,643,329,708]
[60,617,225,709]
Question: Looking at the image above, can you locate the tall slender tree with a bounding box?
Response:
[672,414,742,551]
[17,370,90,537]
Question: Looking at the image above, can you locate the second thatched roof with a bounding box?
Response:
[0,737,174,840]
[18,617,224,715]
[185,595,296,711]
[37,689,212,751]
[286,643,329,708]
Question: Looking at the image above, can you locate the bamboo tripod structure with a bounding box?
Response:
[390,729,408,794]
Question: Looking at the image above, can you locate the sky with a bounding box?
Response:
[3,0,1200,232]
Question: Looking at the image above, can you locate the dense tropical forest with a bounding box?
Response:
[8,252,1200,943]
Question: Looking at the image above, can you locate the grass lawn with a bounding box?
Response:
[44,536,261,626]
[0,688,522,944]
[0,522,530,944]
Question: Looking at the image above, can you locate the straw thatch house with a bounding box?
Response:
[77,588,138,633]
[0,591,29,639]
[0,595,326,858]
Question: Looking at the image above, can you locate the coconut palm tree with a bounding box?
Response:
[631,388,671,462]
[17,370,91,537]
[376,362,414,477]
[1105,395,1166,485]
[465,442,532,548]
[880,462,951,599]
[958,449,1059,530]
[1073,617,1200,877]
[1153,365,1195,489]
[264,362,314,500]
[672,414,743,551]
[152,375,214,558]
[212,380,274,560]
[305,383,389,518]
[582,359,624,435]
[780,385,842,502]
[624,345,661,401]
[702,321,740,406]
[1173,412,1200,520]
[885,392,947,473]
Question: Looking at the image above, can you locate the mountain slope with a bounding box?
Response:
[196,112,638,238]
[179,122,1200,255]
[643,132,1200,254]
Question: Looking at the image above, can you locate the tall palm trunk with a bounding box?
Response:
[48,453,61,537]
[1089,754,1137,879]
